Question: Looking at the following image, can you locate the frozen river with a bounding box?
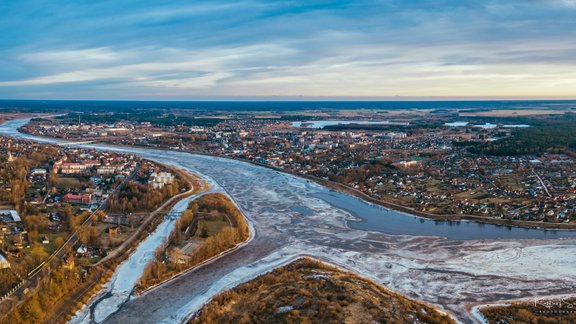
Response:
[2,118,576,323]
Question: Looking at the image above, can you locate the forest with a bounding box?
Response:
[107,179,184,213]
[57,112,223,127]
[471,113,576,156]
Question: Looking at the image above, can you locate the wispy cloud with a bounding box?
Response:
[0,0,575,99]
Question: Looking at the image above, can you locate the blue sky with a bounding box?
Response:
[1,0,575,99]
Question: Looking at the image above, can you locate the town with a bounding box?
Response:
[21,111,576,225]
[0,135,189,321]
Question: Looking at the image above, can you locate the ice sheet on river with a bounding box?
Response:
[2,118,576,323]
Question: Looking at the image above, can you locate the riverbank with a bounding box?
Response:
[43,166,204,323]
[302,172,576,230]
[469,293,576,324]
[217,154,576,231]
[136,193,250,293]
[14,126,576,231]
[93,166,205,266]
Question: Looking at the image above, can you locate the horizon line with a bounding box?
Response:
[1,97,576,102]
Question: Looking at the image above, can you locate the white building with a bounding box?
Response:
[31,168,48,175]
[150,172,175,189]
[0,210,21,223]
[97,165,119,175]
[383,132,407,140]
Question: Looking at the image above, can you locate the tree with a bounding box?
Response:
[54,236,65,248]
[30,245,48,264]
[94,210,106,222]
[19,294,43,323]
[200,223,209,238]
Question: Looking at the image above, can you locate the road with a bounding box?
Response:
[532,168,552,198]
[94,170,201,266]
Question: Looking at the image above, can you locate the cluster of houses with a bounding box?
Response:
[46,151,139,210]
[17,116,576,223]
[0,209,27,260]
[344,152,576,221]
[190,120,576,222]
[0,137,142,270]
[22,119,183,148]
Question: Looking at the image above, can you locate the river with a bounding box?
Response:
[2,118,576,323]
[2,118,573,241]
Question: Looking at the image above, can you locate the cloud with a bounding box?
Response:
[0,0,575,99]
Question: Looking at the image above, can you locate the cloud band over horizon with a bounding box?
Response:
[1,0,576,100]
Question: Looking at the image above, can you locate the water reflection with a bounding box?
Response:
[314,191,575,240]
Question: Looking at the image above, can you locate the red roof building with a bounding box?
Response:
[62,193,92,205]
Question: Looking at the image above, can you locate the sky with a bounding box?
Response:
[1,0,576,100]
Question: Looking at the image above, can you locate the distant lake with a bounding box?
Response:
[292,120,410,129]
[444,122,531,129]
[475,123,531,129]
[444,121,470,127]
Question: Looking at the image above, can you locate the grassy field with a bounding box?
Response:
[196,213,229,237]
[460,109,567,117]
[191,258,454,324]
[53,177,83,188]
[41,233,67,255]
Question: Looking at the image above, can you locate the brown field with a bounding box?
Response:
[480,297,576,323]
[337,109,434,117]
[191,258,454,324]
[0,113,40,123]
[459,109,567,117]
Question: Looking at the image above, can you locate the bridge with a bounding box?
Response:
[61,140,96,146]
[126,211,184,220]
[161,211,183,220]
